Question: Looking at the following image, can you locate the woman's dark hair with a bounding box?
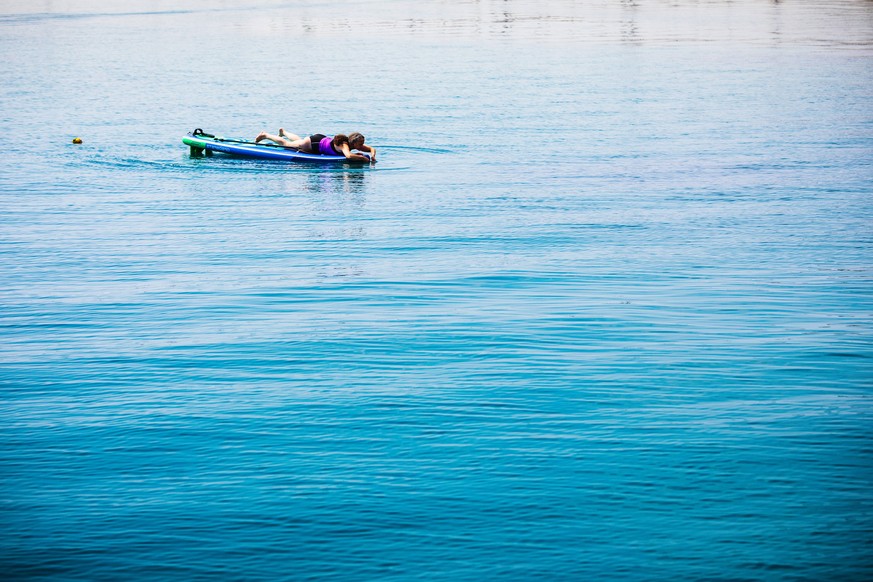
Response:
[332,134,349,148]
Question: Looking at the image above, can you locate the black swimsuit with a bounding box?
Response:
[308,134,326,153]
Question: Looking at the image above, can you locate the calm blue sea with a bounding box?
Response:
[1,1,872,579]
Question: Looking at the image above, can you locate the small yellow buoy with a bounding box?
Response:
[72,137,83,144]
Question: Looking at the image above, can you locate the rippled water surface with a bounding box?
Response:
[2,1,872,579]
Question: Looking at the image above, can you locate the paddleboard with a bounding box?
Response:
[183,130,371,164]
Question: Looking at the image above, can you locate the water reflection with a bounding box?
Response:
[300,167,367,203]
[292,169,369,283]
[6,1,873,50]
[621,0,640,45]
[256,0,873,49]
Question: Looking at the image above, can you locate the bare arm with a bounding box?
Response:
[358,144,376,161]
[339,143,370,162]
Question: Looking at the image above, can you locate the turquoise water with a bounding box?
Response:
[2,1,872,579]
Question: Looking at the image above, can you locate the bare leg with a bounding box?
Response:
[278,128,303,141]
[255,132,293,147]
[295,137,315,152]
[275,136,314,152]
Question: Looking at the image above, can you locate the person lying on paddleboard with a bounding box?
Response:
[254,130,376,162]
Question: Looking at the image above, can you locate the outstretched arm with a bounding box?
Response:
[357,144,376,161]
[339,143,371,162]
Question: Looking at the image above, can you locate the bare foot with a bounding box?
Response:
[255,131,267,143]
